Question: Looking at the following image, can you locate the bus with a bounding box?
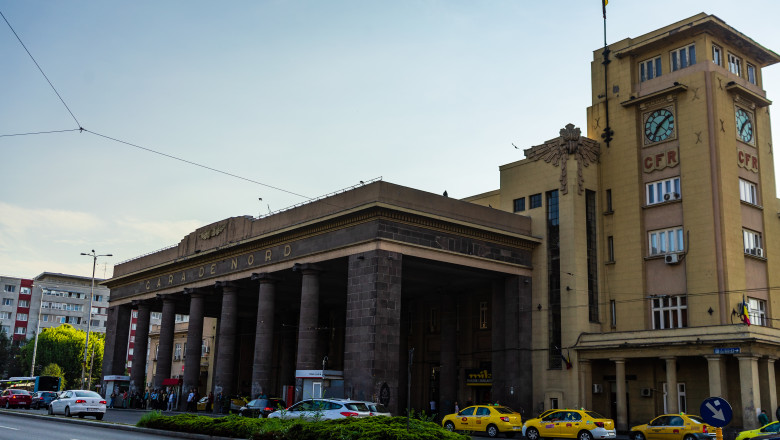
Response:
[0,376,61,393]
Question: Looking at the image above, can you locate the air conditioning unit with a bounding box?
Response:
[593,384,603,394]
[756,248,764,257]
[664,193,671,201]
[673,192,680,199]
[640,388,652,397]
[664,254,680,264]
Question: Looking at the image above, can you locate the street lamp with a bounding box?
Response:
[80,250,111,389]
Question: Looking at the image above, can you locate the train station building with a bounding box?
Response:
[103,14,780,430]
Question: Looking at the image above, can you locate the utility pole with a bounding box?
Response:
[80,250,111,389]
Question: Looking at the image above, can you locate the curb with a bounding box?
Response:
[0,408,245,440]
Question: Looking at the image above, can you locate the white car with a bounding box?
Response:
[48,390,106,420]
[267,398,371,420]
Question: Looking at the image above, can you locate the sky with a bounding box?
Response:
[3,1,780,280]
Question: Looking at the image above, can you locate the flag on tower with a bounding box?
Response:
[740,296,751,326]
[603,0,608,19]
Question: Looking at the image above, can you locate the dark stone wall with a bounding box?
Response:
[343,250,402,414]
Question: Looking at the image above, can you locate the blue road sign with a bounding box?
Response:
[700,397,733,427]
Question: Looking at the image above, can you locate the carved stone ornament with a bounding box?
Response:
[523,124,601,195]
[199,223,226,240]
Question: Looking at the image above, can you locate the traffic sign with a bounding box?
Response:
[700,397,733,427]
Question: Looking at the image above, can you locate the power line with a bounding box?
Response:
[0,128,82,138]
[83,129,313,200]
[0,9,82,129]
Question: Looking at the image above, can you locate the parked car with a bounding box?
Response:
[31,391,58,409]
[366,402,391,417]
[523,409,616,440]
[442,404,522,438]
[239,398,285,418]
[48,389,106,420]
[267,398,371,420]
[737,422,780,440]
[0,389,32,409]
[631,414,716,440]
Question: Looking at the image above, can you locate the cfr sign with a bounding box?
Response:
[643,148,679,173]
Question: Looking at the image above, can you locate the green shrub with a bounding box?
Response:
[251,416,469,440]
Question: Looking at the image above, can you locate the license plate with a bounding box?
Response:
[87,407,100,412]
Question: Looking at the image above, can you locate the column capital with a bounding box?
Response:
[215,280,241,290]
[156,293,179,303]
[764,356,778,363]
[610,358,626,364]
[183,287,211,297]
[660,356,677,361]
[251,272,282,283]
[131,299,152,310]
[735,353,760,360]
[292,263,323,274]
[704,354,723,361]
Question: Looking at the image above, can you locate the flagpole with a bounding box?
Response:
[601,0,614,147]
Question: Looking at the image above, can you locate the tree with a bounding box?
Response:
[0,329,11,378]
[41,363,67,390]
[19,325,104,389]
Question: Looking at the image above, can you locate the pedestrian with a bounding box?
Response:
[168,390,177,411]
[194,390,200,413]
[217,391,224,414]
[143,389,149,409]
[187,389,195,412]
[109,391,116,408]
[122,390,128,409]
[759,409,769,426]
[207,391,214,412]
[455,401,459,413]
[429,399,436,413]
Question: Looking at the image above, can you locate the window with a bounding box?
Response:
[0,312,11,320]
[513,198,526,213]
[607,236,615,262]
[19,287,30,295]
[90,319,100,327]
[2,299,13,306]
[610,300,617,328]
[728,53,742,76]
[649,227,685,255]
[16,313,27,321]
[646,177,681,205]
[743,229,763,256]
[712,45,722,66]
[739,179,758,205]
[132,310,138,318]
[747,297,766,326]
[529,193,542,209]
[479,301,488,329]
[58,316,66,324]
[174,343,182,360]
[151,312,162,320]
[131,323,137,330]
[671,44,696,71]
[202,340,210,356]
[17,300,29,308]
[747,63,757,85]
[94,295,104,302]
[41,314,50,322]
[652,295,688,329]
[606,189,613,212]
[677,383,687,414]
[1,326,9,335]
[640,56,662,82]
[175,314,189,323]
[3,285,15,293]
[15,327,25,335]
[550,398,559,410]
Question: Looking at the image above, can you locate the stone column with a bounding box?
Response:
[705,355,724,398]
[504,275,530,412]
[213,282,240,406]
[101,304,132,392]
[662,356,678,414]
[343,252,403,413]
[130,301,151,395]
[153,296,177,389]
[490,280,506,405]
[251,273,279,399]
[764,358,778,421]
[579,359,592,409]
[181,289,206,411]
[439,291,458,417]
[613,358,627,432]
[295,264,322,402]
[737,354,761,429]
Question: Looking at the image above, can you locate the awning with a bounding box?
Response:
[161,378,182,386]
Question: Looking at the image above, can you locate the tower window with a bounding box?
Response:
[712,45,722,66]
[640,56,662,82]
[529,193,542,209]
[513,197,526,212]
[670,44,696,71]
[747,63,757,85]
[728,53,742,76]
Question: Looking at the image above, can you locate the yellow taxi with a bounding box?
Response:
[630,414,716,440]
[523,409,616,440]
[735,421,780,440]
[442,404,523,438]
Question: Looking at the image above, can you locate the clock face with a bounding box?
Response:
[644,108,675,143]
[736,108,754,143]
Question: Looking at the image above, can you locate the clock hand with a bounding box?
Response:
[653,114,672,138]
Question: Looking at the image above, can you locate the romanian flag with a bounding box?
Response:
[602,0,608,19]
[557,346,573,369]
[741,296,751,326]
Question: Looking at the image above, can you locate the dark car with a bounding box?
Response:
[0,389,32,409]
[31,391,58,409]
[240,398,285,418]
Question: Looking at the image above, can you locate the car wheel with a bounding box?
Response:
[65,406,71,417]
[633,432,646,440]
[444,421,455,431]
[96,414,104,421]
[578,430,594,440]
[684,435,696,440]
[487,424,499,438]
[526,427,541,440]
